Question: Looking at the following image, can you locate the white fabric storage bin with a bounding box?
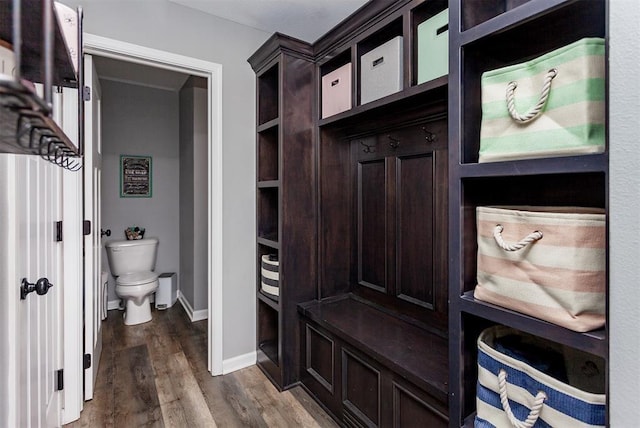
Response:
[322,63,352,118]
[360,36,403,104]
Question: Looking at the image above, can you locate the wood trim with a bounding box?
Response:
[248,33,314,72]
[391,381,448,427]
[305,324,335,394]
[341,348,381,427]
[222,351,257,375]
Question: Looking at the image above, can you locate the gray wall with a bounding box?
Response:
[101,80,180,302]
[62,0,270,360]
[179,77,208,312]
[609,0,640,423]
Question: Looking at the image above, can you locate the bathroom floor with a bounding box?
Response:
[64,304,337,427]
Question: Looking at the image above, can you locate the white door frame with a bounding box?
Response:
[81,34,224,376]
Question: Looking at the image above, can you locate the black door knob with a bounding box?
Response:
[21,277,53,300]
[35,278,53,296]
[101,228,111,237]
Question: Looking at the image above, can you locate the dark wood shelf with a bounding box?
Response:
[256,348,282,390]
[257,117,279,133]
[0,78,80,157]
[257,236,279,249]
[257,290,280,310]
[459,0,574,46]
[0,0,78,86]
[318,76,447,127]
[299,295,449,403]
[257,180,279,188]
[456,153,608,178]
[459,291,607,357]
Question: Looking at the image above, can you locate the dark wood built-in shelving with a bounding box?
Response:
[251,0,610,425]
[449,0,609,425]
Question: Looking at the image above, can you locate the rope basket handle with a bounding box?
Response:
[506,68,558,123]
[493,225,543,252]
[498,369,547,428]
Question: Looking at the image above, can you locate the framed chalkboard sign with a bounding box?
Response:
[120,155,152,197]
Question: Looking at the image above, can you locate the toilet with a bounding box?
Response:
[105,238,159,325]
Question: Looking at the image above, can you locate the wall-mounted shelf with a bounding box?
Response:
[0,0,83,167]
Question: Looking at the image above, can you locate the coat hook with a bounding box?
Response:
[388,135,400,149]
[422,127,436,143]
[360,140,376,153]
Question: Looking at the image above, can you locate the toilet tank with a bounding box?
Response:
[105,238,158,276]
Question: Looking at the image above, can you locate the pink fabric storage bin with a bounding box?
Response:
[321,63,352,118]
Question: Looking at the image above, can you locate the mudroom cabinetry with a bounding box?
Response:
[448,0,608,425]
[250,0,610,426]
[248,34,317,390]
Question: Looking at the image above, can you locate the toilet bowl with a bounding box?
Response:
[105,238,159,326]
[115,271,159,325]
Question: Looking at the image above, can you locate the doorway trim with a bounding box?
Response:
[82,34,224,378]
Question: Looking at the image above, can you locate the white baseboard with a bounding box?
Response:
[177,291,208,322]
[222,351,257,375]
[107,299,121,311]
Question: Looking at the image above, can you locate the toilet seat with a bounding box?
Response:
[116,270,158,286]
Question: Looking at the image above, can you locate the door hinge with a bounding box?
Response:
[55,221,63,242]
[83,86,91,101]
[83,220,91,236]
[83,353,91,369]
[56,369,64,391]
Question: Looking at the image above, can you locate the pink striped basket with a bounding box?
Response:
[474,206,606,332]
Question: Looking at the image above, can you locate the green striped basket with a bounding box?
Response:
[479,38,605,163]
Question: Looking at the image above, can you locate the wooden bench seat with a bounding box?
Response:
[298,294,449,426]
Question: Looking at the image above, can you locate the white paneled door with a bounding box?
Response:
[0,154,64,427]
[83,53,103,400]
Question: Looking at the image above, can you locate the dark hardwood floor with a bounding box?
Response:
[65,304,338,428]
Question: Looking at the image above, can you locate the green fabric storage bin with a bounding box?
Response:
[479,38,606,163]
[417,9,449,84]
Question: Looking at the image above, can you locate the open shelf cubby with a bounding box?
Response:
[257,125,279,182]
[257,62,279,125]
[257,187,278,243]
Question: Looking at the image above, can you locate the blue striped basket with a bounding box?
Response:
[475,326,605,428]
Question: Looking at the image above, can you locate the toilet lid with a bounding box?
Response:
[117,271,158,285]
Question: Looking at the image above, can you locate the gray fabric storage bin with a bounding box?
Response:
[360,36,403,104]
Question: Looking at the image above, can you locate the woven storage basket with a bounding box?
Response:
[474,206,606,332]
[479,38,605,162]
[476,326,606,428]
[260,254,279,300]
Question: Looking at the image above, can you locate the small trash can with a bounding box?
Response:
[156,272,177,310]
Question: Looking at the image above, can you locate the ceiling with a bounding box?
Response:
[168,0,370,42]
[93,1,370,90]
[93,56,192,91]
